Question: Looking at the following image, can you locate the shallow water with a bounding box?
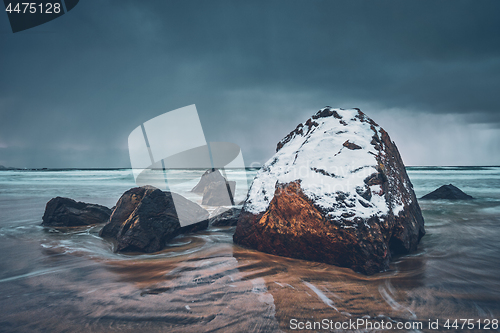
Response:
[0,167,499,332]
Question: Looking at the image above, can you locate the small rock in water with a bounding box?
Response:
[191,169,226,193]
[209,207,241,226]
[193,169,236,206]
[202,181,236,206]
[420,184,474,200]
[42,197,111,227]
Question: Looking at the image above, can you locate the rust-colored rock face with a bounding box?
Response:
[233,107,425,275]
[236,181,390,273]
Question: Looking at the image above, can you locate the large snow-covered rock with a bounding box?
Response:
[233,107,425,275]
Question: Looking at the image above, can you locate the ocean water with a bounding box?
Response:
[0,167,499,332]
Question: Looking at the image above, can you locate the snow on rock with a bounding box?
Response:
[234,107,425,275]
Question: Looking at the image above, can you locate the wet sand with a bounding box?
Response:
[1,218,499,332]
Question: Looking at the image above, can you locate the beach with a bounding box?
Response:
[0,167,499,332]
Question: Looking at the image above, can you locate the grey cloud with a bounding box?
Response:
[0,0,499,167]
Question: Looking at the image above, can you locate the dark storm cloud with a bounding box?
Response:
[0,0,499,167]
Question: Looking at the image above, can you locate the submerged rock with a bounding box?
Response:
[233,107,425,275]
[209,207,242,226]
[100,186,208,253]
[42,197,111,227]
[421,184,474,200]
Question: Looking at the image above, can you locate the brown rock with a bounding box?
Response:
[343,140,362,150]
[202,180,236,206]
[192,168,236,206]
[191,169,227,194]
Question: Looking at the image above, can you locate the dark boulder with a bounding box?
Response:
[99,186,209,253]
[234,107,425,275]
[209,207,241,226]
[421,184,474,200]
[42,197,111,227]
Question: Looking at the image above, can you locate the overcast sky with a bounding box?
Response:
[1,0,499,168]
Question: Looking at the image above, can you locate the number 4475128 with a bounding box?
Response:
[443,319,498,330]
[5,2,61,14]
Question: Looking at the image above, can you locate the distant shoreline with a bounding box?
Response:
[1,166,499,172]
